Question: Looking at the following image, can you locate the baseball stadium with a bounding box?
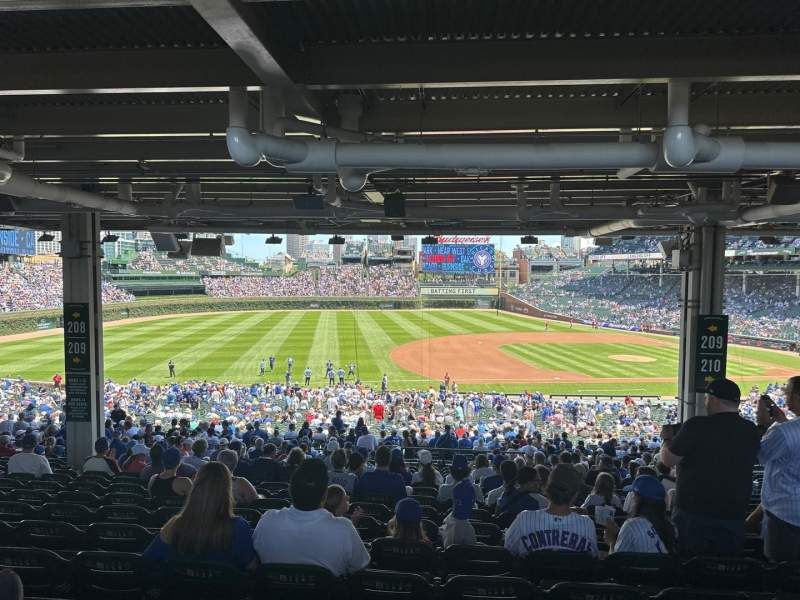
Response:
[1,234,798,399]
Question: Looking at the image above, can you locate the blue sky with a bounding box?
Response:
[228,234,563,261]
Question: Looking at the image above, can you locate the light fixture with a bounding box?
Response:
[101,233,119,243]
[37,232,54,242]
[421,235,438,245]
[520,235,538,244]
[391,235,404,241]
[265,235,283,245]
[328,235,345,245]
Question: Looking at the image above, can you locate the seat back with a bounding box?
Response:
[15,519,85,551]
[351,568,433,600]
[652,588,750,600]
[161,559,250,600]
[605,552,678,586]
[681,556,766,591]
[95,503,151,524]
[370,537,438,573]
[72,550,147,600]
[356,515,388,542]
[86,522,154,552]
[777,561,800,593]
[0,500,35,522]
[443,574,535,600]
[150,495,186,508]
[521,550,598,583]
[0,545,69,596]
[469,521,502,546]
[252,497,291,511]
[55,490,101,506]
[8,488,49,506]
[254,563,339,600]
[39,501,96,525]
[443,544,514,576]
[547,581,647,600]
[233,507,262,527]
[351,501,394,522]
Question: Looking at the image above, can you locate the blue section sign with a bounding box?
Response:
[0,229,35,256]
[420,244,495,274]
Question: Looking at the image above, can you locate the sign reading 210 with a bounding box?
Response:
[420,244,496,274]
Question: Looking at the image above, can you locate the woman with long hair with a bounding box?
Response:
[386,498,430,544]
[604,475,676,555]
[581,471,623,511]
[389,450,412,486]
[143,461,257,570]
[410,449,443,487]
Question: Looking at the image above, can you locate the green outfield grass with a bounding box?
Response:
[0,309,796,396]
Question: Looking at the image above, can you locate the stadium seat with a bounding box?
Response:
[39,502,96,526]
[147,506,180,527]
[0,479,22,490]
[15,519,86,552]
[351,501,394,522]
[256,481,289,493]
[442,574,535,600]
[79,472,113,484]
[107,482,148,496]
[443,544,514,576]
[251,497,290,511]
[254,563,341,600]
[42,473,75,485]
[652,588,750,600]
[26,480,65,493]
[604,552,678,587]
[518,551,599,584]
[471,508,494,522]
[0,500,36,521]
[421,519,442,546]
[86,522,154,552]
[7,473,36,482]
[150,495,186,508]
[370,537,439,573]
[104,492,149,507]
[469,521,502,546]
[8,488,50,506]
[160,559,251,600]
[95,503,151,524]
[681,555,767,591]
[0,545,70,597]
[776,561,800,594]
[420,505,442,524]
[55,490,101,507]
[412,486,439,498]
[356,515,389,542]
[72,550,149,600]
[70,481,109,496]
[351,568,434,600]
[546,581,647,600]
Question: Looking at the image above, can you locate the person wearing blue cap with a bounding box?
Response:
[441,479,478,548]
[387,497,429,544]
[437,454,484,505]
[604,475,676,555]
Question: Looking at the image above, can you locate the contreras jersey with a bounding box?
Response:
[504,509,598,557]
[612,517,668,554]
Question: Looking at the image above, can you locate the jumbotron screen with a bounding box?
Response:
[420,243,495,274]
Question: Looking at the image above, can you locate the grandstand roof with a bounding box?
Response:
[1,1,800,236]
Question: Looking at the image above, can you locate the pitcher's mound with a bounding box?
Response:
[609,354,656,363]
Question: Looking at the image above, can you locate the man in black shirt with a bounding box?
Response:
[661,378,760,556]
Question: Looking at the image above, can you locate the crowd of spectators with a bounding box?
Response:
[1,372,797,579]
[0,262,134,312]
[203,265,418,298]
[128,250,261,275]
[515,270,800,341]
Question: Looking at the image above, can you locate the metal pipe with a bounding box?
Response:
[279,117,365,143]
[0,162,137,215]
[0,147,23,163]
[664,80,696,168]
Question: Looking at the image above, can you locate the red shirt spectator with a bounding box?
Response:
[373,402,385,421]
[52,374,62,389]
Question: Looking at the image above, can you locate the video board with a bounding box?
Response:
[420,243,495,274]
[0,229,35,256]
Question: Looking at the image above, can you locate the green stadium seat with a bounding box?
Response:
[0,545,70,597]
[72,550,149,600]
[254,563,340,600]
[442,574,535,600]
[546,581,647,600]
[40,502,97,526]
[351,569,434,600]
[160,559,251,600]
[442,544,513,577]
[14,519,86,552]
[86,522,154,552]
[95,503,151,524]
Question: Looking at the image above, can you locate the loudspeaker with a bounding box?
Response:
[384,192,406,217]
[223,235,234,246]
[293,194,325,210]
[151,232,180,252]
[191,236,224,257]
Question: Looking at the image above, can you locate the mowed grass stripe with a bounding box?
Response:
[398,311,465,338]
[503,344,572,372]
[222,311,288,380]
[104,314,241,372]
[380,310,429,339]
[305,311,340,383]
[356,311,425,386]
[132,312,271,382]
[415,310,472,335]
[369,311,418,346]
[273,311,321,378]
[434,310,507,333]
[469,310,547,332]
[337,311,383,385]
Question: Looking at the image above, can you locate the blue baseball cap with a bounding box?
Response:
[451,454,469,470]
[632,475,665,501]
[163,446,181,469]
[395,497,422,525]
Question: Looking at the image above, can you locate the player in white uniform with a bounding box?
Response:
[505,464,598,557]
[604,474,675,554]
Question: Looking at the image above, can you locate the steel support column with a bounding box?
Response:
[678,225,726,421]
[61,213,105,470]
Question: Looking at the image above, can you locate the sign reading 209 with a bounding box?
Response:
[694,314,729,392]
[63,303,90,373]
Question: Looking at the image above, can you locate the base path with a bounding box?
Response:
[390,331,671,384]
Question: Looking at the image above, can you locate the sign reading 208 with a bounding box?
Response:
[694,315,729,392]
[63,303,90,373]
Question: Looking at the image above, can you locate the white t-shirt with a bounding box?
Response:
[7,452,52,478]
[82,456,116,475]
[471,466,494,484]
[411,468,443,487]
[612,517,668,554]
[504,509,599,557]
[581,494,623,510]
[437,480,484,504]
[253,507,370,576]
[356,434,378,452]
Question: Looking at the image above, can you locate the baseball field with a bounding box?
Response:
[0,309,797,396]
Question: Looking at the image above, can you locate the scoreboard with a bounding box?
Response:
[420,244,495,274]
[0,229,35,256]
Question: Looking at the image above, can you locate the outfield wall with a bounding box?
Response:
[0,295,494,336]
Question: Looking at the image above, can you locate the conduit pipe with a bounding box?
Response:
[0,162,138,216]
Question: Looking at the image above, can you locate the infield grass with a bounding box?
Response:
[0,309,797,396]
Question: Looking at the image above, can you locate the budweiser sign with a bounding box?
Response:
[435,235,492,244]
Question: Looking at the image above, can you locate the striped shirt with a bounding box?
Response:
[504,509,598,557]
[759,418,800,527]
[612,517,668,554]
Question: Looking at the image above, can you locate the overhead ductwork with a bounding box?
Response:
[0,162,138,216]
